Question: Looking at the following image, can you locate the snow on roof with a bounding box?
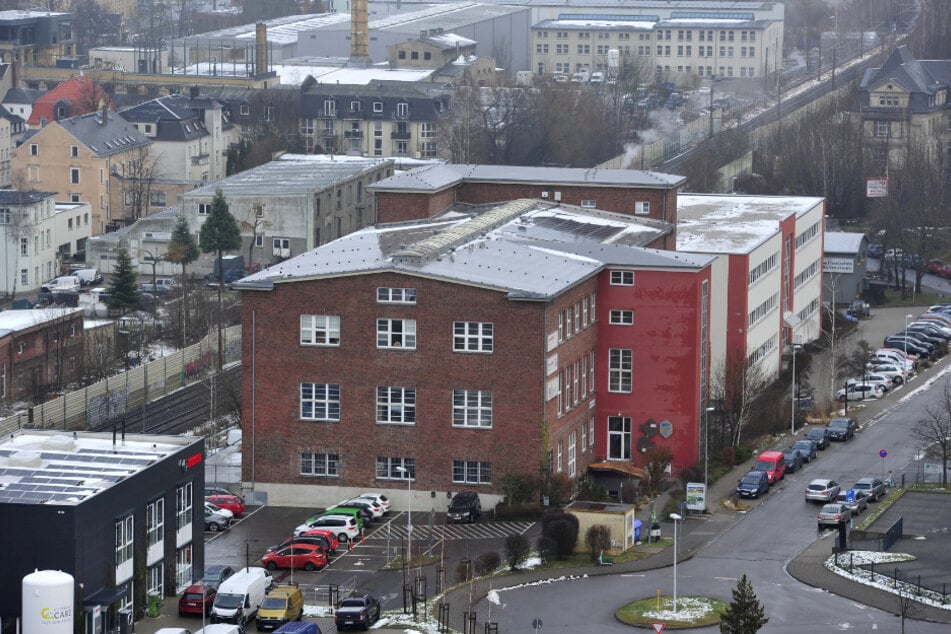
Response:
[0,308,83,333]
[427,32,477,47]
[171,62,433,85]
[676,194,825,255]
[546,19,655,29]
[824,231,866,254]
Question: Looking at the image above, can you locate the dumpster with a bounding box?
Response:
[634,519,642,542]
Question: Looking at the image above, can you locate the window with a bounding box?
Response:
[874,120,890,137]
[608,415,631,460]
[146,498,164,547]
[795,222,821,249]
[300,315,340,346]
[748,253,778,286]
[240,104,250,115]
[147,563,163,599]
[635,201,650,215]
[19,238,27,256]
[377,457,414,480]
[609,309,633,325]
[581,423,587,454]
[198,203,211,215]
[377,386,416,424]
[175,545,193,590]
[323,100,336,116]
[254,235,263,247]
[556,440,563,472]
[565,308,572,337]
[610,270,634,286]
[300,383,340,421]
[589,350,596,393]
[29,144,37,156]
[377,318,416,349]
[397,102,409,118]
[70,145,78,157]
[300,452,339,477]
[589,417,596,448]
[115,514,133,571]
[568,431,577,477]
[452,460,492,484]
[149,192,166,206]
[350,100,361,111]
[175,482,192,531]
[581,199,596,208]
[0,208,9,223]
[373,101,384,113]
[70,168,80,184]
[377,287,416,304]
[747,293,778,328]
[582,297,589,326]
[557,312,564,343]
[608,348,632,392]
[452,389,492,428]
[574,304,580,333]
[453,321,493,352]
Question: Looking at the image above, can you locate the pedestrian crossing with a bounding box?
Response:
[367,520,534,541]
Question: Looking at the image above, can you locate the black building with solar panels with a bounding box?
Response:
[0,430,205,634]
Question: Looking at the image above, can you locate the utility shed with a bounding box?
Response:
[565,500,639,554]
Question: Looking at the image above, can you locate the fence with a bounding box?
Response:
[0,325,242,435]
[830,551,951,603]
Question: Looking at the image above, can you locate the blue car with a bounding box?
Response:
[736,470,770,498]
[792,439,818,463]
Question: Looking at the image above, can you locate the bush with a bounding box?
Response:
[499,472,540,506]
[473,551,501,576]
[734,446,753,464]
[575,476,609,502]
[546,519,577,559]
[546,472,574,506]
[536,536,557,563]
[505,533,530,570]
[455,560,473,583]
[584,525,612,562]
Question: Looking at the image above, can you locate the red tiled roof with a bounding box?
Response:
[27,76,114,126]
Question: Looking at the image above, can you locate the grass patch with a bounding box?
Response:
[909,482,951,493]
[855,487,905,531]
[616,595,726,628]
[878,288,943,308]
[382,552,441,570]
[537,538,673,569]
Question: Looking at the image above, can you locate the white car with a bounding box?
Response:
[847,374,893,393]
[865,363,907,384]
[836,383,885,402]
[205,501,234,520]
[338,498,384,518]
[873,349,916,371]
[358,492,390,514]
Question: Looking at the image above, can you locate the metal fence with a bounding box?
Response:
[830,550,951,603]
[0,325,241,435]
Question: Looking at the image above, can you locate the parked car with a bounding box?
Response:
[846,374,893,393]
[817,502,852,529]
[736,470,770,498]
[334,593,381,631]
[825,417,857,441]
[853,477,887,502]
[909,322,951,341]
[792,439,818,463]
[329,501,374,526]
[298,529,340,551]
[446,491,482,524]
[752,450,786,484]
[357,492,390,514]
[205,501,234,520]
[293,514,359,542]
[805,478,841,503]
[202,565,236,590]
[179,583,217,617]
[836,382,885,402]
[206,494,246,517]
[874,348,917,370]
[781,448,804,472]
[266,535,332,555]
[205,508,232,532]
[865,362,907,384]
[261,544,328,571]
[256,585,305,631]
[805,427,831,450]
[883,337,931,359]
[339,497,384,518]
[206,486,237,498]
[835,490,868,515]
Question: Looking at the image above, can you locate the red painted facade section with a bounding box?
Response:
[726,253,750,370]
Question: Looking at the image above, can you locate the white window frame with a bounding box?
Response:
[300,383,341,421]
[608,415,631,460]
[581,199,596,208]
[453,321,493,353]
[198,203,211,215]
[609,309,634,325]
[377,318,416,349]
[324,100,336,116]
[300,314,340,346]
[175,545,193,590]
[146,498,164,547]
[608,348,632,393]
[376,386,416,424]
[452,460,492,484]
[175,482,192,531]
[115,514,134,582]
[377,287,417,304]
[635,201,650,215]
[609,270,634,286]
[300,452,339,477]
[568,431,577,477]
[452,389,493,428]
[376,456,415,480]
[373,101,384,113]
[147,563,164,599]
[556,440,564,472]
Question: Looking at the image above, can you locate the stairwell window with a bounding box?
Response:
[608,348,632,392]
[608,416,632,460]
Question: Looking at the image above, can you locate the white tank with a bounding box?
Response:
[22,570,74,634]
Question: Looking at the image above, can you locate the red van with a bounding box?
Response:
[754,451,786,485]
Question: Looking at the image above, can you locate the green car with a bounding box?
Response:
[322,507,365,530]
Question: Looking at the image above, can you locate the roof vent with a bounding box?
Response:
[43,435,77,452]
[8,451,45,469]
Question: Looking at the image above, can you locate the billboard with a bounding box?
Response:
[685,482,706,511]
[867,177,888,198]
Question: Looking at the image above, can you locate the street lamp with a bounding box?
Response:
[703,406,715,508]
[395,465,413,554]
[670,513,682,614]
[904,314,914,357]
[791,343,802,435]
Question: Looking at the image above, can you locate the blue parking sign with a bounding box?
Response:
[846,489,855,503]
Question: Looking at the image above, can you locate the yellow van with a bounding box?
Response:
[255,585,304,631]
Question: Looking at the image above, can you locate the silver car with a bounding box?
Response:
[835,490,868,515]
[805,478,840,503]
[818,502,851,529]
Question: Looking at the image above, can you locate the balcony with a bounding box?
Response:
[321,128,337,138]
[390,131,411,140]
[190,154,209,166]
[344,129,362,139]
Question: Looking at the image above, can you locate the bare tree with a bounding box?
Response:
[119,145,160,222]
[709,355,770,448]
[914,380,951,487]
[239,211,271,270]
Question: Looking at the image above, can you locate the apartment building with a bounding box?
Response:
[0,9,74,67]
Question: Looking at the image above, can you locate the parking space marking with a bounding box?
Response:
[369,520,534,541]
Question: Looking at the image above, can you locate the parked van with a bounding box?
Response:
[256,584,304,631]
[196,626,243,634]
[570,70,591,83]
[41,276,81,293]
[753,451,786,485]
[72,268,103,286]
[274,622,321,634]
[211,567,270,625]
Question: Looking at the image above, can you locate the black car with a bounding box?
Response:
[781,448,804,472]
[446,491,482,524]
[330,502,374,527]
[267,535,332,555]
[805,427,830,450]
[334,593,381,631]
[792,439,818,463]
[883,337,930,358]
[825,417,857,441]
[201,564,235,590]
[736,470,770,498]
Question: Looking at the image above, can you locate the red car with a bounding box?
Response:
[261,543,328,571]
[178,583,216,617]
[300,528,340,551]
[206,494,245,517]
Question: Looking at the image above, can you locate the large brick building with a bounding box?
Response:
[237,194,714,508]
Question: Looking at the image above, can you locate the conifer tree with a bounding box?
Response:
[719,574,768,634]
[198,188,241,368]
[167,215,200,347]
[106,248,141,314]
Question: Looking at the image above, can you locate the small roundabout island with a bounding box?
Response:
[616,595,727,629]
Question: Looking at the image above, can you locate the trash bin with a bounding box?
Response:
[649,522,661,539]
[634,519,642,542]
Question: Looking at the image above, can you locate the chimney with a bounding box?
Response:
[255,22,268,76]
[190,85,199,99]
[101,102,108,125]
[350,0,369,60]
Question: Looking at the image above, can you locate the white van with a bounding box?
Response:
[196,626,242,634]
[41,276,81,293]
[211,567,271,625]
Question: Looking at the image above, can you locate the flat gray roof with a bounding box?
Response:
[825,231,866,255]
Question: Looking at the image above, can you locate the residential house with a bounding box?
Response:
[1,86,43,121]
[0,104,23,187]
[54,200,93,269]
[85,205,182,276]
[0,10,75,67]
[0,190,59,296]
[857,46,951,174]
[299,79,450,158]
[181,154,394,275]
[26,75,113,128]
[11,109,151,235]
[0,307,84,402]
[235,197,714,507]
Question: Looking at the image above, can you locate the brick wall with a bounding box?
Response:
[377,189,456,223]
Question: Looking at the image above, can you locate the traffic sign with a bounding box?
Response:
[532,617,543,630]
[651,623,666,633]
[879,450,888,459]
[846,489,855,503]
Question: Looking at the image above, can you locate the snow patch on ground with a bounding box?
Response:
[824,550,951,610]
[645,596,719,621]
[898,364,951,404]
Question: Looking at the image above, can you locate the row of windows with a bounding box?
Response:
[537,29,757,43]
[557,351,595,416]
[300,384,493,427]
[748,293,778,328]
[795,221,821,250]
[322,99,410,117]
[794,258,821,289]
[609,309,633,325]
[748,334,778,367]
[300,315,492,353]
[796,297,820,323]
[539,44,756,59]
[300,453,493,485]
[557,294,596,343]
[748,252,778,286]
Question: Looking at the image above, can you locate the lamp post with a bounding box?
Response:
[395,465,413,555]
[791,343,802,435]
[703,406,715,508]
[670,512,682,614]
